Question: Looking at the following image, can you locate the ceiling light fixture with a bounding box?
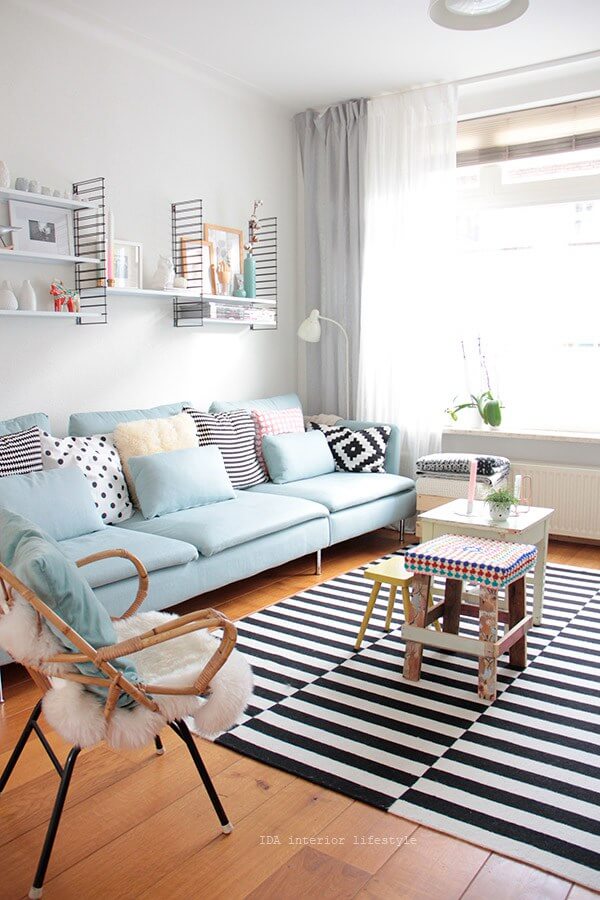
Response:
[429,0,529,30]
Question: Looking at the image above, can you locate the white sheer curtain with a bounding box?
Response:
[357,85,459,476]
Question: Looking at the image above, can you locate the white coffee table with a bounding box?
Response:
[417,499,554,626]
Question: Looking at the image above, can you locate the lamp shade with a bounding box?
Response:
[297,309,321,343]
[429,0,528,29]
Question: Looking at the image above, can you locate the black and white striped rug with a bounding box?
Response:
[218,557,600,890]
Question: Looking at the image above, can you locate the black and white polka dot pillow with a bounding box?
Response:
[40,431,133,525]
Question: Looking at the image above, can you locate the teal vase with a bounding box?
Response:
[243,254,256,298]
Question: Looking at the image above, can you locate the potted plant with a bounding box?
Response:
[486,487,519,522]
[445,338,503,428]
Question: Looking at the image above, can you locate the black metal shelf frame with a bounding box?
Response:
[172,199,203,327]
[72,176,107,325]
[170,200,277,329]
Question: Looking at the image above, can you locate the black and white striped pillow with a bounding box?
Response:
[183,407,267,490]
[0,427,43,477]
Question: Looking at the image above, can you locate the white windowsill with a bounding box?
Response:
[442,427,600,445]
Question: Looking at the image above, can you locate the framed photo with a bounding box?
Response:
[8,200,72,256]
[203,224,244,277]
[112,240,143,289]
[181,237,216,293]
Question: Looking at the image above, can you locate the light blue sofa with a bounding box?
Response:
[0,395,415,667]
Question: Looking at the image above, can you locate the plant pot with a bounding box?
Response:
[488,501,512,522]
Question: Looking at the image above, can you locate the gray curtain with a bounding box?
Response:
[295,99,367,418]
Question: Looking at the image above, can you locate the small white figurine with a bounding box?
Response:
[150,255,176,290]
[173,275,187,289]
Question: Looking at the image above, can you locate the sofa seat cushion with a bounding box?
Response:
[59,527,198,589]
[116,490,328,557]
[248,472,415,513]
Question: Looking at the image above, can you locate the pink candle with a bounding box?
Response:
[466,458,477,515]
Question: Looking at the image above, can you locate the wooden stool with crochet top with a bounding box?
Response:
[355,557,441,651]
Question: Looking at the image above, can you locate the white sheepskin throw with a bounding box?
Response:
[0,599,253,751]
[112,412,198,504]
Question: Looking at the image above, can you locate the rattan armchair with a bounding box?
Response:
[0,548,246,900]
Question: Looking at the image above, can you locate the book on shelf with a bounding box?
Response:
[207,302,276,325]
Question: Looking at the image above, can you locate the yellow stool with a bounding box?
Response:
[355,557,441,650]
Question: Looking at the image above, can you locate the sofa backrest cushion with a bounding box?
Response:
[262,430,335,484]
[0,468,104,541]
[128,446,235,519]
[209,393,303,415]
[68,401,190,437]
[0,507,137,697]
[0,412,50,436]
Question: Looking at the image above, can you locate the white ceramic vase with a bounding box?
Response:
[19,280,37,311]
[0,280,18,311]
[0,161,9,189]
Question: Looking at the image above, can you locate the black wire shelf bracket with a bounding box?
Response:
[172,199,203,327]
[251,215,277,331]
[72,176,107,325]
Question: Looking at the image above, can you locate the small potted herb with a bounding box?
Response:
[486,488,519,522]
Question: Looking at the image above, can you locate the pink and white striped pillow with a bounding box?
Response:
[252,407,305,470]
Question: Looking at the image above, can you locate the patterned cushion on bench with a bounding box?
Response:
[405,534,537,589]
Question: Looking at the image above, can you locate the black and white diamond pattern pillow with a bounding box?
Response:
[311,424,391,473]
[0,427,43,477]
[40,432,133,525]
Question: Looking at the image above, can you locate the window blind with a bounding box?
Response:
[457,96,600,167]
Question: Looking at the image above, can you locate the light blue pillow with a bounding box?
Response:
[0,412,50,436]
[0,468,103,541]
[128,446,235,520]
[68,401,190,437]
[209,393,302,415]
[262,431,335,484]
[0,507,137,705]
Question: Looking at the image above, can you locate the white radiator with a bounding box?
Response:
[512,461,600,540]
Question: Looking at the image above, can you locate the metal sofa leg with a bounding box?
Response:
[154,734,165,755]
[29,746,81,899]
[315,549,322,576]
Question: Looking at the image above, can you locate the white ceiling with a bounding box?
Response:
[43,0,600,111]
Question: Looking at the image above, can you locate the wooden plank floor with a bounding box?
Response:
[0,532,599,900]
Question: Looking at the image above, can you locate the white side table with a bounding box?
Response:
[417,500,554,626]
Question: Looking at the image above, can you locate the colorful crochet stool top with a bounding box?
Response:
[405,534,537,589]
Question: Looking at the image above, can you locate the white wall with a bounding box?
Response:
[0,0,297,435]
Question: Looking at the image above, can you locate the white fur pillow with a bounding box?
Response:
[113,413,198,504]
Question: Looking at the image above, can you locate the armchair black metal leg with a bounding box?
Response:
[29,746,81,900]
[170,720,233,834]
[154,734,165,755]
[0,699,43,793]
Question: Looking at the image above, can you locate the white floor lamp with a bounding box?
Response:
[297,308,350,419]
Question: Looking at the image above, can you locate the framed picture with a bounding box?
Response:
[203,224,244,277]
[112,240,143,289]
[181,237,216,293]
[8,200,72,256]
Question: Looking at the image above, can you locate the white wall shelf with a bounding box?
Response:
[107,286,201,299]
[204,318,251,327]
[0,248,100,265]
[0,187,94,211]
[0,309,98,320]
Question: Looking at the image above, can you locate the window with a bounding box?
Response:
[455,101,600,433]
